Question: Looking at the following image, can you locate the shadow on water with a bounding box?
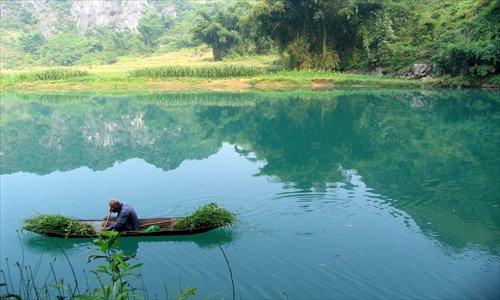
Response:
[22,228,238,256]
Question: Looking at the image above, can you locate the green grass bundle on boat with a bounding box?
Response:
[170,202,237,230]
[23,214,96,238]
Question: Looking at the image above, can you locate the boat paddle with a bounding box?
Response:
[102,212,112,230]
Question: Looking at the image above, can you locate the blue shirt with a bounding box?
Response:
[109,203,140,231]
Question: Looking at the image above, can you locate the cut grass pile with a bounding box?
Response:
[23,214,96,238]
[170,202,237,230]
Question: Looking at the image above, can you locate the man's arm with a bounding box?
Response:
[108,209,130,230]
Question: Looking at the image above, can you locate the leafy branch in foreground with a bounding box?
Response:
[78,231,198,300]
[78,231,143,300]
[0,232,199,300]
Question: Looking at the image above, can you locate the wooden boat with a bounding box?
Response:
[42,217,218,238]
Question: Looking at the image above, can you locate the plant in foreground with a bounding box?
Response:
[79,231,198,300]
[76,230,143,300]
[0,231,198,300]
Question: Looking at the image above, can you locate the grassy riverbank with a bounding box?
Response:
[1,50,497,91]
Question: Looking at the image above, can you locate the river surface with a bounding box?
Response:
[1,89,499,299]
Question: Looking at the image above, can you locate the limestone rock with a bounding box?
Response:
[372,67,383,76]
[4,0,177,37]
[412,63,431,79]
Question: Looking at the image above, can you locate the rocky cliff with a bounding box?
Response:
[1,0,176,37]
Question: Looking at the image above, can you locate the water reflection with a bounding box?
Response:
[23,228,237,256]
[2,90,499,253]
[23,234,94,256]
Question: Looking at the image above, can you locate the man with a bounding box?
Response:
[102,199,140,232]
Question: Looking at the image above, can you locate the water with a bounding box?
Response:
[1,89,499,299]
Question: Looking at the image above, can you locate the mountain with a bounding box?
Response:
[0,0,230,68]
[0,0,497,82]
[1,0,177,37]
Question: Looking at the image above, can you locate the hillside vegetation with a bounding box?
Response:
[0,0,498,87]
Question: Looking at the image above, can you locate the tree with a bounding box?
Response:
[193,12,240,61]
[138,8,174,49]
[192,7,242,61]
[19,29,44,54]
[430,0,499,77]
[194,21,240,61]
[360,11,396,68]
[19,7,38,25]
[38,32,86,66]
[250,0,381,70]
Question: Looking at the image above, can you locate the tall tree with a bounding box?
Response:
[192,3,249,61]
[19,29,45,54]
[250,0,382,70]
[138,8,174,50]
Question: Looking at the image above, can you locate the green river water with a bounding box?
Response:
[1,89,499,299]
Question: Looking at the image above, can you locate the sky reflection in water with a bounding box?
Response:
[1,90,499,299]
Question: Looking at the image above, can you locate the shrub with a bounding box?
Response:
[38,32,86,66]
[19,30,44,54]
[285,37,313,70]
[313,50,340,71]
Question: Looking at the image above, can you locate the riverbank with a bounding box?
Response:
[3,69,497,92]
[1,50,498,91]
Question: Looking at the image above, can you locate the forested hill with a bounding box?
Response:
[0,0,213,67]
[1,0,498,82]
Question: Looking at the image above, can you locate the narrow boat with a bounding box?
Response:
[42,217,218,238]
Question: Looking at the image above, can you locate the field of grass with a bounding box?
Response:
[2,48,277,72]
[0,48,477,91]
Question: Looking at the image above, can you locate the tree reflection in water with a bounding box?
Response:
[2,89,499,252]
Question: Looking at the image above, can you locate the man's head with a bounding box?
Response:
[109,199,121,213]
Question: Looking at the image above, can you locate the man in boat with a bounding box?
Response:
[102,199,140,232]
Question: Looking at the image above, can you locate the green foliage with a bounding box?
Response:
[192,12,240,61]
[130,65,267,78]
[362,11,396,67]
[109,31,131,54]
[250,0,498,78]
[282,36,341,70]
[170,203,237,230]
[1,230,198,299]
[314,50,341,70]
[386,0,498,77]
[81,28,147,62]
[15,69,90,81]
[82,231,198,299]
[470,64,496,78]
[82,231,144,300]
[38,32,87,66]
[0,0,497,81]
[285,37,314,70]
[19,30,44,54]
[138,8,173,50]
[192,1,258,61]
[251,0,380,70]
[0,2,37,29]
[19,7,38,25]
[433,38,499,76]
[23,214,96,238]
